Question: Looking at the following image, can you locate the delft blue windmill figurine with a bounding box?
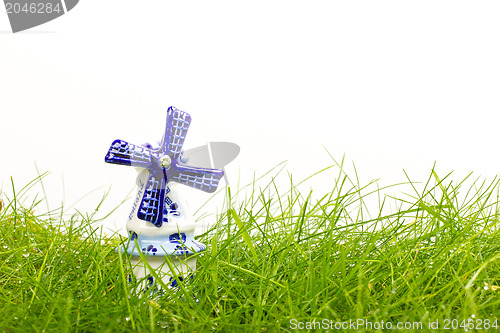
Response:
[105,106,225,289]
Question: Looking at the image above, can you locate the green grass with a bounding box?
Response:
[2,161,500,332]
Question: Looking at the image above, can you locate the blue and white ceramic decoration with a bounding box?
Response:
[104,106,232,289]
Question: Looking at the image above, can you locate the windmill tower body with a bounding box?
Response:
[105,107,223,289]
[125,171,206,289]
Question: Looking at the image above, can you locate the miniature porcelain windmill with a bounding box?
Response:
[105,106,235,289]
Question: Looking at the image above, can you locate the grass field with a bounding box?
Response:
[1,161,500,332]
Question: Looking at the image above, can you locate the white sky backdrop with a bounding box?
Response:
[1,1,499,234]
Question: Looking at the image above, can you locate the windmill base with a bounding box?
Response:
[129,255,197,291]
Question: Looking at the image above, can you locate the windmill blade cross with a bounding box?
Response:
[104,106,229,227]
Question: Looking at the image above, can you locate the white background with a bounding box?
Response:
[1,1,499,233]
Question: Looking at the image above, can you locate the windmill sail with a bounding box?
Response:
[105,140,154,168]
[171,164,224,193]
[137,172,166,227]
[161,107,191,159]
